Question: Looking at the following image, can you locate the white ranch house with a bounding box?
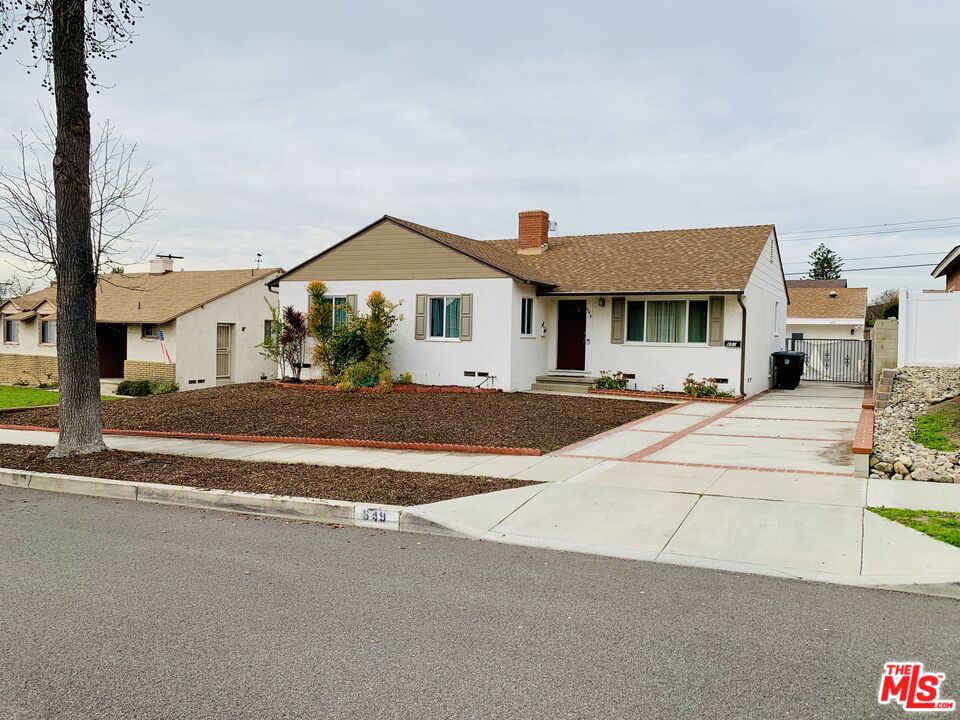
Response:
[0,258,281,390]
[273,211,789,396]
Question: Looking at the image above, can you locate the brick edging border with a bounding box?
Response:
[272,381,501,394]
[0,424,541,457]
[853,386,874,456]
[588,388,745,404]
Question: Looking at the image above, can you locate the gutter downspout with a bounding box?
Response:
[737,295,747,396]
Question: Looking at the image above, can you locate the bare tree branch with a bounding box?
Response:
[0,115,158,278]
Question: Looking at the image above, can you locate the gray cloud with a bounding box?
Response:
[1,0,958,297]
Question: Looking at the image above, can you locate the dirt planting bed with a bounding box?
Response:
[3,383,670,452]
[0,444,534,506]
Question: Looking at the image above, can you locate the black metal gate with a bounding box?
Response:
[786,338,872,384]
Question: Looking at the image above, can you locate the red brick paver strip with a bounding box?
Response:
[623,400,749,461]
[553,401,693,454]
[852,386,875,456]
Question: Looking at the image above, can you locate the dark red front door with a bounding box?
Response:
[556,300,586,370]
[96,323,127,378]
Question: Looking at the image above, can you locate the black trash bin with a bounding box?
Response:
[771,350,806,390]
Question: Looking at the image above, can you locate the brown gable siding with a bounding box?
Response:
[281,221,509,282]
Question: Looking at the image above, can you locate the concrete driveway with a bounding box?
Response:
[409,383,960,587]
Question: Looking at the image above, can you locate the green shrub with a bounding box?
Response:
[325,317,369,377]
[682,374,734,398]
[149,380,179,395]
[116,379,153,397]
[596,370,629,391]
[395,371,413,384]
[116,379,178,397]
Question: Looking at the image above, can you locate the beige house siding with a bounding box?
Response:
[0,353,58,385]
[123,360,176,382]
[284,222,509,282]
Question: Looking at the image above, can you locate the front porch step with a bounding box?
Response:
[530,375,598,394]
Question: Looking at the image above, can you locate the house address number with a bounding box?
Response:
[724,340,741,348]
[353,505,401,530]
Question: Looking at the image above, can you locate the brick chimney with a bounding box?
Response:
[517,210,549,255]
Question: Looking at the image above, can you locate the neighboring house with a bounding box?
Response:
[271,211,788,396]
[785,280,867,340]
[932,245,960,291]
[0,257,281,389]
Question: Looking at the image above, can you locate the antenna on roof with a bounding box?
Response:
[156,253,184,260]
[548,221,558,232]
[256,252,263,270]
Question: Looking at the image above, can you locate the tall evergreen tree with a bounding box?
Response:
[807,243,844,280]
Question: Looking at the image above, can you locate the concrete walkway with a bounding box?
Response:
[4,383,960,587]
[407,384,960,588]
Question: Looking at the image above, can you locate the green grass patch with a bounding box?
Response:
[910,396,960,451]
[911,413,957,451]
[0,385,118,409]
[0,385,61,408]
[869,507,960,549]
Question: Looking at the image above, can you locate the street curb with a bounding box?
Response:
[0,467,407,532]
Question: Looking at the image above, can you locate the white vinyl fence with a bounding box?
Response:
[898,289,960,366]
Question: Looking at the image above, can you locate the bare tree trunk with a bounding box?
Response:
[48,0,106,457]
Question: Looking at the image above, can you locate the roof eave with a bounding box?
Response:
[932,246,960,278]
[538,288,745,297]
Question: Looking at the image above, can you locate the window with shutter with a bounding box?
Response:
[415,294,427,340]
[708,296,725,346]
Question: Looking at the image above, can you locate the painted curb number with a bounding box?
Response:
[353,506,401,530]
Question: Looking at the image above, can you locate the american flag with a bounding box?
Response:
[158,329,173,365]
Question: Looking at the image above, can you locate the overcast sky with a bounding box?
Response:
[2,0,958,298]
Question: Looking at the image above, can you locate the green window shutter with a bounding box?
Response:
[610,297,625,344]
[346,294,358,315]
[708,296,725,346]
[415,294,427,340]
[460,293,473,341]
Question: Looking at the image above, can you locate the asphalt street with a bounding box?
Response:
[1,486,958,719]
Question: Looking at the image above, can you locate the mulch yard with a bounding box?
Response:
[0,445,534,506]
[3,383,670,452]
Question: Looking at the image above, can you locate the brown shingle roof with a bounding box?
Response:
[486,225,776,293]
[392,217,776,294]
[786,286,867,320]
[3,268,280,324]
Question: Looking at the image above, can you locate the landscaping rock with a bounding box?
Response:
[872,366,960,483]
[911,467,933,482]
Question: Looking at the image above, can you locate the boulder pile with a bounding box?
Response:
[871,366,960,482]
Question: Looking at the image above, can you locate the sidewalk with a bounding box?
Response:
[4,384,960,587]
[407,384,960,587]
